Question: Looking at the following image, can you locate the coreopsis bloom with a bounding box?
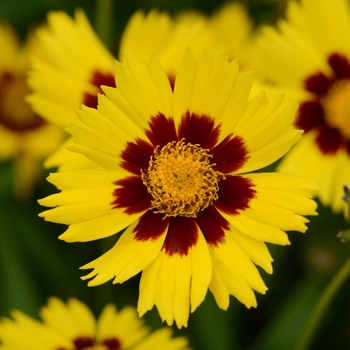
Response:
[250,0,350,213]
[28,9,223,171]
[0,22,62,199]
[39,49,318,327]
[0,297,190,350]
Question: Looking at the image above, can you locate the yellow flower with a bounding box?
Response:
[28,9,223,171]
[250,0,350,213]
[0,21,63,199]
[39,50,318,328]
[0,297,190,350]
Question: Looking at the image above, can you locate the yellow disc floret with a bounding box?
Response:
[142,139,225,218]
[323,79,350,138]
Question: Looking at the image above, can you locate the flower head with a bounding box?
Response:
[0,21,63,199]
[39,49,318,327]
[250,0,350,213]
[0,297,189,350]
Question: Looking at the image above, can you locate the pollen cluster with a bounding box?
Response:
[323,79,350,138]
[142,139,225,217]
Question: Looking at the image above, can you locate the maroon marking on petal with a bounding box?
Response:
[346,140,350,155]
[112,176,151,214]
[163,217,198,256]
[178,111,220,149]
[168,74,175,91]
[103,338,122,350]
[315,126,342,154]
[328,53,350,79]
[304,72,332,95]
[83,94,98,109]
[195,206,228,247]
[210,134,249,174]
[120,138,154,175]
[73,337,94,349]
[83,70,116,109]
[133,210,168,241]
[296,101,326,132]
[145,112,177,147]
[214,175,256,215]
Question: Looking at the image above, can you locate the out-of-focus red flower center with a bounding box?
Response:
[0,71,44,131]
[297,53,350,154]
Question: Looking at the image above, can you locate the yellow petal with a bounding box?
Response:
[40,297,95,338]
[209,232,267,309]
[97,304,148,347]
[81,218,167,285]
[278,130,349,213]
[138,229,212,328]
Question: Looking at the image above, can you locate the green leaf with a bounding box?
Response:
[251,275,326,350]
[189,292,240,350]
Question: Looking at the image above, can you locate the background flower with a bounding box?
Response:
[249,0,350,214]
[0,297,190,350]
[0,21,63,200]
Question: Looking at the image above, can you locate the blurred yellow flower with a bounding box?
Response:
[39,50,318,328]
[0,297,190,350]
[250,0,350,213]
[0,22,63,200]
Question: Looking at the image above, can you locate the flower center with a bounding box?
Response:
[0,72,44,131]
[142,139,225,218]
[323,79,350,138]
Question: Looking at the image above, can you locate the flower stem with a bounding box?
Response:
[294,256,350,350]
[95,0,114,49]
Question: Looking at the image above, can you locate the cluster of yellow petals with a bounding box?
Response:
[142,139,225,218]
